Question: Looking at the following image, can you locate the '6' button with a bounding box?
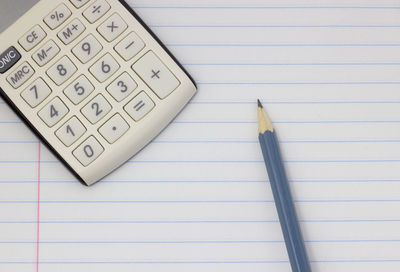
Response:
[19,25,47,52]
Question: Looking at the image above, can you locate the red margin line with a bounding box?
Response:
[36,142,41,272]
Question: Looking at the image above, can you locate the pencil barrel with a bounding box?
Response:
[259,131,312,272]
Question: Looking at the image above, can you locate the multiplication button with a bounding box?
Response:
[56,116,87,147]
[132,51,180,99]
[97,13,127,42]
[83,0,111,23]
[19,25,47,52]
[32,40,60,67]
[99,114,130,144]
[124,91,155,121]
[57,19,86,45]
[44,4,72,30]
[21,78,52,108]
[73,136,104,166]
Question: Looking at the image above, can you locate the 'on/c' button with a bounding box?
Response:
[18,25,47,52]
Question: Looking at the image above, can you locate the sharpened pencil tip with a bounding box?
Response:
[257,99,263,108]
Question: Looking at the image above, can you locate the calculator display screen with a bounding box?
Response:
[0,0,39,33]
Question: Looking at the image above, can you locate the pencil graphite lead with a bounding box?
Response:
[257,99,263,109]
[257,99,274,134]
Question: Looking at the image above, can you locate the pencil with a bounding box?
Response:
[257,99,312,272]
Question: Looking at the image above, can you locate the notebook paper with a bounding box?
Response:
[1,0,400,271]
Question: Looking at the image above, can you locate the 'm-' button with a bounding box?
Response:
[0,46,21,74]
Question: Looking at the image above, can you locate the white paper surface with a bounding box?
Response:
[1,0,400,271]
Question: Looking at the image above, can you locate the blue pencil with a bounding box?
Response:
[257,99,312,272]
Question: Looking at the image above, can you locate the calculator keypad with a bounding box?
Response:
[99,114,130,144]
[73,136,104,166]
[7,62,35,88]
[56,116,87,147]
[47,56,77,85]
[21,78,52,108]
[107,72,137,102]
[38,97,69,127]
[58,19,86,45]
[32,40,60,67]
[44,4,72,30]
[133,51,180,99]
[97,13,128,42]
[72,34,103,64]
[64,75,94,105]
[115,32,145,61]
[124,91,155,121]
[81,94,112,124]
[19,25,47,52]
[83,0,111,23]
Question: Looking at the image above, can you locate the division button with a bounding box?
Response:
[99,114,130,144]
[132,51,180,99]
[56,116,87,147]
[19,25,47,52]
[57,18,86,45]
[114,32,145,61]
[97,13,128,42]
[44,4,72,30]
[21,77,52,108]
[7,62,35,89]
[73,136,104,166]
[124,91,155,121]
[32,40,60,67]
[83,0,111,23]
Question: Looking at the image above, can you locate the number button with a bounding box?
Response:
[56,116,87,147]
[83,0,111,23]
[57,19,86,45]
[47,56,77,85]
[124,92,155,121]
[89,53,120,82]
[106,72,137,102]
[72,34,103,64]
[97,13,127,42]
[115,32,145,61]
[99,114,130,144]
[21,78,52,108]
[32,40,60,67]
[70,0,90,8]
[38,97,69,127]
[18,25,47,52]
[44,4,72,30]
[73,136,104,166]
[64,75,94,105]
[132,51,180,99]
[81,94,112,124]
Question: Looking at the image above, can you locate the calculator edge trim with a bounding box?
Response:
[0,86,88,186]
[118,0,197,89]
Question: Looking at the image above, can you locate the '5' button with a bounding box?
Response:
[19,25,47,52]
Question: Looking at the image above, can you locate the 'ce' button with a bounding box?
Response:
[19,25,47,52]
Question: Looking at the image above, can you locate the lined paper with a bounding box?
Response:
[1,0,400,271]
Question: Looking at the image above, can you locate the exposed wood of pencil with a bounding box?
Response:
[257,99,274,134]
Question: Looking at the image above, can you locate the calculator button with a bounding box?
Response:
[89,53,120,82]
[83,0,111,23]
[97,13,128,42]
[47,56,77,86]
[32,40,60,67]
[73,136,104,166]
[115,32,145,61]
[99,114,130,144]
[38,97,69,127]
[64,75,94,105]
[21,78,52,108]
[124,91,155,121]
[57,18,86,45]
[44,4,72,30]
[72,34,103,64]
[106,72,137,102]
[70,0,90,8]
[7,62,35,89]
[19,25,47,52]
[81,94,112,124]
[56,116,87,147]
[132,51,180,99]
[0,46,21,74]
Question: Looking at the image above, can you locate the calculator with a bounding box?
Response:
[0,0,197,185]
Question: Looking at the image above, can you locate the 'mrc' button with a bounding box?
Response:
[7,62,35,89]
[0,46,21,74]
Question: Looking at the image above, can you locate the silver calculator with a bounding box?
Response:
[0,0,197,185]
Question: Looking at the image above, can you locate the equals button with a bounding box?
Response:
[32,40,60,67]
